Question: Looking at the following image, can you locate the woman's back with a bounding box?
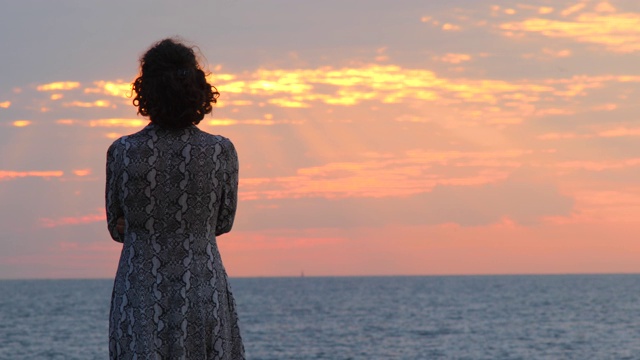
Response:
[114,123,237,241]
[106,123,243,359]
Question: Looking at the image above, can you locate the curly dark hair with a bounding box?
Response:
[132,38,219,128]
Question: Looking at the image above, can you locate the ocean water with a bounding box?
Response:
[0,275,639,359]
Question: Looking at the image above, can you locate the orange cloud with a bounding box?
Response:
[500,10,640,53]
[88,118,147,127]
[442,23,462,31]
[541,74,640,98]
[105,132,122,139]
[204,118,302,127]
[55,118,147,128]
[211,64,561,110]
[37,81,80,91]
[228,100,252,106]
[11,120,31,127]
[591,103,617,111]
[84,80,131,98]
[538,132,587,140]
[251,64,640,120]
[594,2,616,14]
[597,127,640,137]
[539,126,640,140]
[395,115,429,123]
[0,170,63,180]
[63,100,111,108]
[561,3,586,17]
[436,53,472,64]
[375,47,389,62]
[267,98,309,108]
[556,158,640,171]
[542,48,572,58]
[52,64,637,131]
[72,169,92,176]
[0,101,10,108]
[534,108,575,116]
[538,6,554,15]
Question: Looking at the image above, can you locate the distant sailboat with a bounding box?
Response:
[301,270,305,278]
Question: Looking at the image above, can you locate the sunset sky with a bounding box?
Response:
[2,0,640,278]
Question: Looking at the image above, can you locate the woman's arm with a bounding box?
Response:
[106,142,124,242]
[215,139,239,236]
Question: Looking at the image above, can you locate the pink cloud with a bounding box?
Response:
[0,170,63,180]
[39,211,106,228]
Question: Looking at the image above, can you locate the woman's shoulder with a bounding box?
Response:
[195,127,235,147]
[107,135,129,153]
[107,123,156,149]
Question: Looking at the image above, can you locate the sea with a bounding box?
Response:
[0,275,639,360]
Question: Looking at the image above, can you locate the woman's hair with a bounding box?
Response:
[132,38,219,128]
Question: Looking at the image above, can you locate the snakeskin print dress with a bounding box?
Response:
[106,123,245,359]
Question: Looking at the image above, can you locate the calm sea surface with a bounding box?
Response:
[0,275,639,359]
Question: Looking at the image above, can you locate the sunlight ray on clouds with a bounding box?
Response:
[239,149,531,200]
[4,0,640,278]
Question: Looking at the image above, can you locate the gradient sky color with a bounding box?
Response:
[2,0,640,278]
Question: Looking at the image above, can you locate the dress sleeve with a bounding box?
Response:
[105,141,124,243]
[215,139,239,236]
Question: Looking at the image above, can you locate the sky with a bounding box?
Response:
[2,0,640,278]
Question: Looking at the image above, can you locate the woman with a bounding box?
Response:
[105,38,245,359]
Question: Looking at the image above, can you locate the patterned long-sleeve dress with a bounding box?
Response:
[106,123,245,360]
